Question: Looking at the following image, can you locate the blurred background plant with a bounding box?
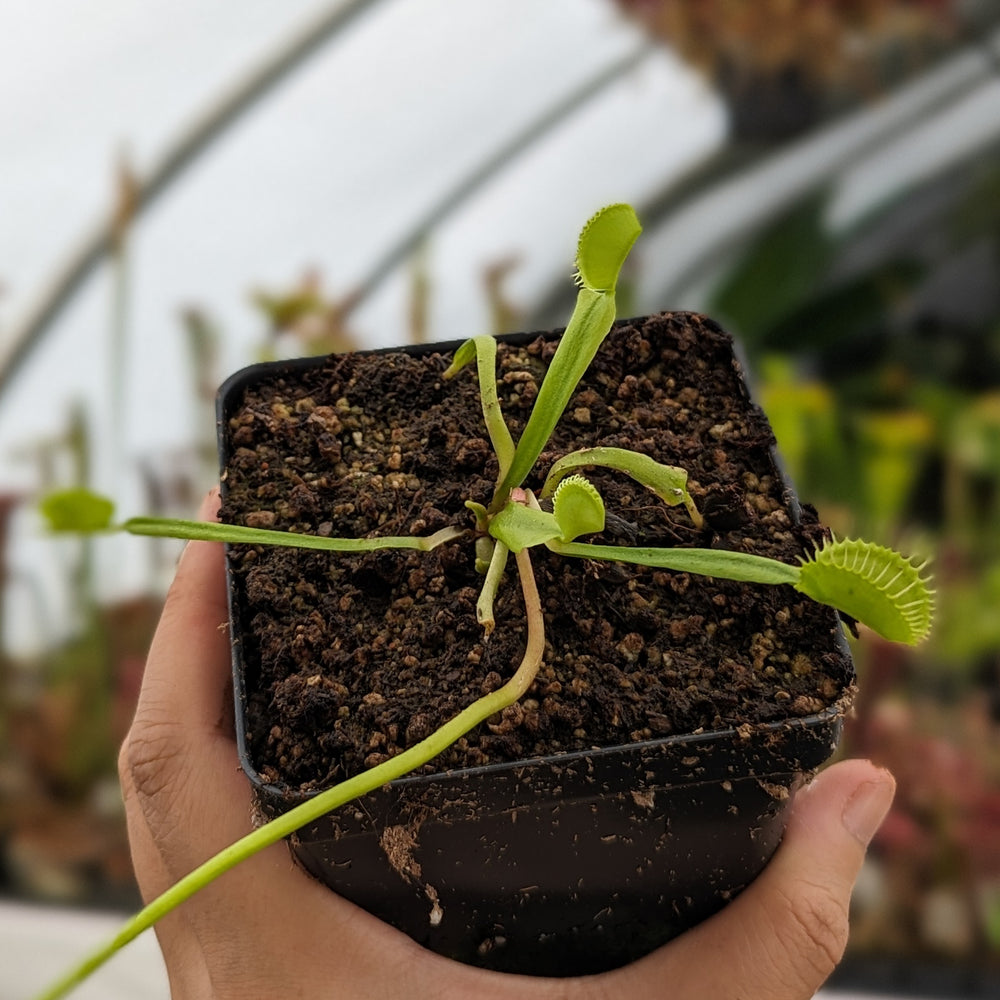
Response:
[617,0,963,139]
[2,0,1000,992]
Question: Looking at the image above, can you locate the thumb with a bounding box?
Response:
[611,758,894,1000]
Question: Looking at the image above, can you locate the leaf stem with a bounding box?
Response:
[549,540,801,585]
[122,517,465,552]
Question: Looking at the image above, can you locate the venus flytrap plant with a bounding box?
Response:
[35,203,933,999]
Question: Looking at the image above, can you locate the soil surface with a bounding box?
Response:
[220,312,853,794]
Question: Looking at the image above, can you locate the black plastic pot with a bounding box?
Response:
[216,317,854,976]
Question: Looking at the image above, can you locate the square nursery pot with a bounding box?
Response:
[217,311,855,976]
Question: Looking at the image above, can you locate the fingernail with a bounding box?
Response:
[841,771,895,846]
[196,488,221,522]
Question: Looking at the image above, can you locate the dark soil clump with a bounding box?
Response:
[220,312,853,794]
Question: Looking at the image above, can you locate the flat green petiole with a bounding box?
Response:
[550,539,801,585]
[549,535,933,646]
[124,516,465,553]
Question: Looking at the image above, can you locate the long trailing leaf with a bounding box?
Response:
[442,334,515,482]
[41,488,465,554]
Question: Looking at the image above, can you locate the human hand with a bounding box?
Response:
[120,489,894,1000]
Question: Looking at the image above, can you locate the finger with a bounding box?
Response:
[121,489,248,872]
[119,749,213,998]
[114,493,456,995]
[605,758,895,1000]
[134,487,231,738]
